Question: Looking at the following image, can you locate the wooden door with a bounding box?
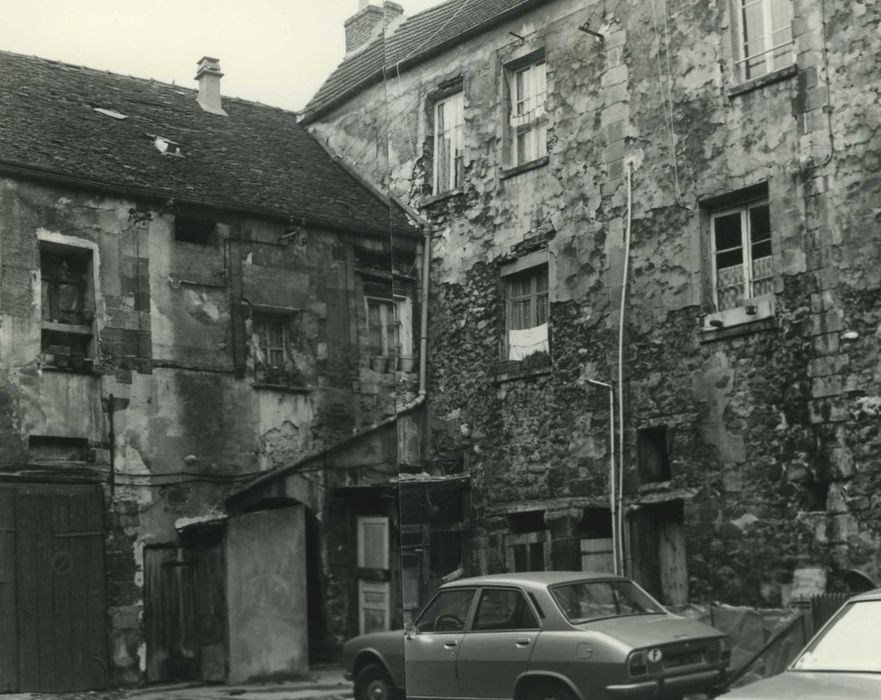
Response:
[357,516,389,635]
[144,546,197,682]
[0,488,18,692]
[580,537,614,574]
[6,483,107,692]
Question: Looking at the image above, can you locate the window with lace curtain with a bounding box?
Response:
[508,59,547,167]
[711,201,773,311]
[253,315,290,369]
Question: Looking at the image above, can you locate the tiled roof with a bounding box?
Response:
[0,50,414,236]
[301,0,553,123]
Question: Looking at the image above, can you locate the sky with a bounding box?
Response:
[0,0,444,112]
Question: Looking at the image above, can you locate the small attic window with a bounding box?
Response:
[152,135,183,157]
[93,107,127,120]
[175,216,217,245]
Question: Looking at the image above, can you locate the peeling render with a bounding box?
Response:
[309,0,881,605]
[0,175,416,683]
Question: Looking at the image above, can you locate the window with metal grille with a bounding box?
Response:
[711,201,773,311]
[506,265,549,361]
[433,92,464,194]
[738,0,793,80]
[509,60,547,166]
[253,315,290,368]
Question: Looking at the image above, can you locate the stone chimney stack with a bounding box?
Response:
[344,1,404,54]
[195,56,227,116]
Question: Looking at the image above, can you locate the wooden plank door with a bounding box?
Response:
[580,537,614,574]
[144,546,197,682]
[0,488,17,692]
[15,484,107,692]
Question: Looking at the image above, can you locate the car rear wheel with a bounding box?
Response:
[523,680,576,700]
[355,663,397,700]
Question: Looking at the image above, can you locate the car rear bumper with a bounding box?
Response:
[606,668,726,698]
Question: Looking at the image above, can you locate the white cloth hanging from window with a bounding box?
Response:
[508,323,548,361]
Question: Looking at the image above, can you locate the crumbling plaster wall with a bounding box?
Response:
[0,177,377,681]
[311,0,881,605]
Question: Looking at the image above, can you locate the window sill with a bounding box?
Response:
[494,362,551,384]
[421,188,463,207]
[701,298,777,342]
[252,382,313,394]
[500,156,549,180]
[41,358,100,375]
[727,63,798,98]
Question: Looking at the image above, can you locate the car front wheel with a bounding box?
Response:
[355,663,397,700]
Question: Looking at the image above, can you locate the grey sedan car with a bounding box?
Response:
[343,571,731,700]
[720,588,881,699]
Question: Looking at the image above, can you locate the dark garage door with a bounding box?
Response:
[0,482,107,692]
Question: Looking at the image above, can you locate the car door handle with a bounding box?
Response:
[444,641,458,648]
[515,638,531,646]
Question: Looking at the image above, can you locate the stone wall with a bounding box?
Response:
[309,0,881,606]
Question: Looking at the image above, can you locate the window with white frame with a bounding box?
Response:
[505,265,549,361]
[432,92,464,194]
[711,201,773,311]
[252,314,290,369]
[737,0,794,80]
[366,296,412,357]
[508,59,547,166]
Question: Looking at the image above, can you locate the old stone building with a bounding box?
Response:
[0,51,421,689]
[304,0,881,610]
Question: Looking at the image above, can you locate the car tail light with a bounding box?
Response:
[719,636,732,665]
[627,650,647,677]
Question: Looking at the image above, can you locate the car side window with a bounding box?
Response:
[414,589,475,633]
[472,588,540,631]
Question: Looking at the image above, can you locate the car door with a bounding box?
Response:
[456,587,541,699]
[405,587,476,700]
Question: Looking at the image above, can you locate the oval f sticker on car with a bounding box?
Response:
[648,648,663,663]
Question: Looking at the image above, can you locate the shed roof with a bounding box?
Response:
[0,50,413,236]
[301,0,553,123]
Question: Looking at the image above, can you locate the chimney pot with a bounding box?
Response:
[194,56,227,116]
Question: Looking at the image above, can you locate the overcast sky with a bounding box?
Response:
[0,0,443,112]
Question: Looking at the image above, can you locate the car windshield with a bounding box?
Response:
[550,580,664,623]
[792,600,881,673]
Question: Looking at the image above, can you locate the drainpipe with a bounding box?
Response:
[616,160,634,576]
[417,223,431,398]
[585,378,617,575]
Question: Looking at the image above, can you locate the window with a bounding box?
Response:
[40,244,95,368]
[472,589,539,631]
[737,0,793,80]
[174,216,217,245]
[637,426,671,483]
[433,92,464,194]
[505,512,549,573]
[414,588,475,633]
[505,265,548,361]
[508,59,547,166]
[711,201,773,311]
[253,315,290,369]
[366,296,412,357]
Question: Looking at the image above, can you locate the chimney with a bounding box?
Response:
[344,2,404,54]
[194,56,227,116]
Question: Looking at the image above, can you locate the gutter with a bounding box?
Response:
[0,158,410,241]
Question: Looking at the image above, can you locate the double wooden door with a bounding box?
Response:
[0,483,107,692]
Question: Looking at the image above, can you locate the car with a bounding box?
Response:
[719,588,881,699]
[343,571,731,700]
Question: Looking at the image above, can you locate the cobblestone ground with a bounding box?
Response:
[1,666,353,700]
